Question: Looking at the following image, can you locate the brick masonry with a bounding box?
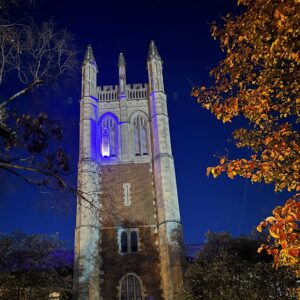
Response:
[100,163,162,299]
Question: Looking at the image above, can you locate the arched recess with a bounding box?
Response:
[119,273,143,300]
[121,231,128,253]
[129,111,149,157]
[130,231,138,252]
[99,112,118,158]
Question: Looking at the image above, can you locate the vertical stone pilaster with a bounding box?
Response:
[79,97,98,161]
[118,53,126,99]
[74,45,101,300]
[74,161,101,300]
[119,100,130,162]
[147,41,184,297]
[147,40,184,299]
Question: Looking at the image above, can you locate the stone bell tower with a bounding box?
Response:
[74,41,184,300]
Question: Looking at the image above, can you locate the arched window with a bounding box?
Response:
[120,274,142,300]
[110,127,116,156]
[101,115,117,158]
[141,126,147,155]
[133,115,148,156]
[131,231,138,253]
[119,229,139,254]
[101,128,110,157]
[121,231,128,253]
[134,127,140,155]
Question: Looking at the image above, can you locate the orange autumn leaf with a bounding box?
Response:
[288,248,300,258]
[256,194,300,268]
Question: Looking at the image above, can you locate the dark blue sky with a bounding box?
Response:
[0,0,291,247]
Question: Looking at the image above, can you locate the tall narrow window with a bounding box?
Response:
[110,128,116,157]
[121,231,128,253]
[133,115,148,157]
[141,126,147,155]
[131,231,138,253]
[102,128,110,157]
[134,127,140,156]
[101,115,117,158]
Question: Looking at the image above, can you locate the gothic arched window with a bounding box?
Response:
[119,229,139,254]
[134,126,140,155]
[101,115,117,158]
[141,126,147,155]
[121,231,128,253]
[133,115,148,156]
[101,128,110,157]
[120,274,142,300]
[131,231,138,253]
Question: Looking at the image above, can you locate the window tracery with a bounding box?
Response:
[120,274,142,300]
[133,115,148,156]
[101,115,117,157]
[121,231,128,253]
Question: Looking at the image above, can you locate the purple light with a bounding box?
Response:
[101,128,110,157]
[98,112,119,159]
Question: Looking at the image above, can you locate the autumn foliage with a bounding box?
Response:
[193,0,300,267]
[257,194,300,268]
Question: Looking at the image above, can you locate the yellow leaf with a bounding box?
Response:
[266,216,276,223]
[257,224,263,232]
[269,228,280,239]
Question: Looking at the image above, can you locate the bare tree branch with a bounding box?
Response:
[0,21,77,107]
[0,79,44,108]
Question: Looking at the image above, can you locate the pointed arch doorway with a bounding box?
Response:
[120,273,143,300]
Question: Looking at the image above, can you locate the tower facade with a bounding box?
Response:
[74,42,184,300]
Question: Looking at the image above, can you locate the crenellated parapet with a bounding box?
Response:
[97,85,119,101]
[97,83,148,102]
[126,83,148,100]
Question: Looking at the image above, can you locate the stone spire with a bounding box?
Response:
[147,40,164,93]
[81,44,97,98]
[147,40,161,61]
[118,53,126,98]
[83,44,96,65]
[118,52,126,66]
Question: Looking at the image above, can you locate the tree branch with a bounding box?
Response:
[0,161,102,214]
[0,79,44,108]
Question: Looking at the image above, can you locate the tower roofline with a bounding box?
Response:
[147,40,161,62]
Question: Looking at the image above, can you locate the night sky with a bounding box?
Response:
[0,0,292,248]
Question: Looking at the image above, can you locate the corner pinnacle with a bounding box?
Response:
[83,44,96,65]
[147,40,161,62]
[118,52,126,66]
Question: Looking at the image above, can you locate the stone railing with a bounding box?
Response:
[97,83,148,101]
